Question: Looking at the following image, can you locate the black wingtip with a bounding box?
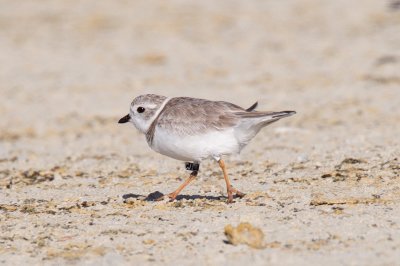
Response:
[246,101,258,112]
[272,111,296,118]
[286,111,296,115]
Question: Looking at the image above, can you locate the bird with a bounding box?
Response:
[118,94,296,203]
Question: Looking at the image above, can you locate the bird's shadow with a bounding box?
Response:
[122,191,226,202]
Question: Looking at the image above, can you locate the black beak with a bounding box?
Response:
[118,114,131,124]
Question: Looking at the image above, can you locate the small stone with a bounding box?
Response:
[0,204,18,212]
[297,154,309,163]
[118,169,131,178]
[75,171,85,177]
[145,191,164,201]
[143,239,155,245]
[224,222,265,249]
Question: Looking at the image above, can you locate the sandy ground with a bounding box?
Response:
[1,0,400,265]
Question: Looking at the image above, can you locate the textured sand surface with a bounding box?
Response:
[1,0,400,265]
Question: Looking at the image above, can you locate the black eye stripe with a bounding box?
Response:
[137,107,145,113]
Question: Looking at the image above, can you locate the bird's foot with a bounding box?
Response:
[226,187,246,204]
[154,192,178,202]
[232,187,246,198]
[167,192,178,201]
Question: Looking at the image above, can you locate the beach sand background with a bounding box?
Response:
[0,0,399,265]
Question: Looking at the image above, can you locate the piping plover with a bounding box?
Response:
[119,94,296,203]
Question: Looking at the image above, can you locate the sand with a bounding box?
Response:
[0,0,400,265]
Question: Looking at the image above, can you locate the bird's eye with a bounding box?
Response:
[137,107,145,113]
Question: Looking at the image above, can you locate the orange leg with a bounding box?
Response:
[157,170,198,201]
[218,159,245,203]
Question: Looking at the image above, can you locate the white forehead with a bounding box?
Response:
[144,103,158,108]
[130,102,158,110]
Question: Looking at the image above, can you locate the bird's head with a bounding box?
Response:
[118,94,168,134]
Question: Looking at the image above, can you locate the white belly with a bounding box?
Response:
[150,128,240,161]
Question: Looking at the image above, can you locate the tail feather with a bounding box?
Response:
[271,110,296,119]
[234,110,296,119]
[233,109,295,148]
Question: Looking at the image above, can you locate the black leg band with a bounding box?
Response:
[185,162,200,171]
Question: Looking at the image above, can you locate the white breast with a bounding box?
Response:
[150,127,240,161]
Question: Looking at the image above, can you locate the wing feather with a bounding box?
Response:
[157,97,243,136]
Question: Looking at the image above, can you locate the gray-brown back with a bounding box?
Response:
[156,97,248,136]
